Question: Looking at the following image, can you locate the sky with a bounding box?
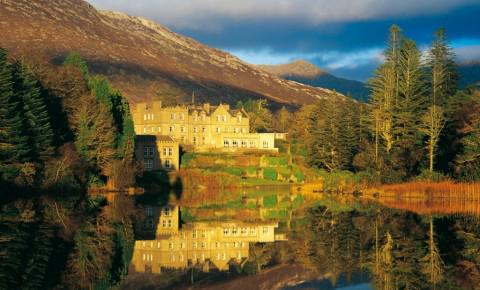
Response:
[88,0,480,82]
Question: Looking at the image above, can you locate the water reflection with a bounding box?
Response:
[131,205,286,274]
[120,187,480,290]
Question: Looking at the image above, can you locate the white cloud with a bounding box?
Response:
[87,0,478,30]
[228,47,384,71]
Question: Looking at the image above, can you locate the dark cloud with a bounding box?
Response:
[88,1,480,81]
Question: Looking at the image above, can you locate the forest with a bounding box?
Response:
[0,48,137,289]
[255,26,480,183]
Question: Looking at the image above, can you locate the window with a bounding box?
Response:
[163,148,167,156]
[157,242,161,248]
[250,141,256,148]
[168,148,173,156]
[158,127,161,132]
[223,228,229,236]
[202,127,206,133]
[162,220,167,227]
[216,127,221,133]
[193,242,198,249]
[242,128,246,133]
[181,126,186,133]
[193,230,197,238]
[169,126,174,132]
[201,230,206,238]
[181,242,185,249]
[145,207,153,216]
[193,136,197,145]
[151,114,154,120]
[241,227,247,235]
[167,219,172,227]
[145,219,153,229]
[237,116,242,123]
[250,227,256,235]
[170,113,175,120]
[232,227,238,235]
[151,127,155,133]
[143,147,148,157]
[201,113,206,121]
[241,141,247,147]
[144,114,147,121]
[180,113,185,120]
[168,242,173,249]
[201,242,206,249]
[193,127,198,133]
[170,254,175,262]
[263,141,269,148]
[223,140,229,148]
[143,127,147,133]
[148,147,154,156]
[145,159,153,170]
[164,160,171,169]
[216,242,220,248]
[163,207,170,216]
[232,140,238,147]
[202,136,206,145]
[263,227,269,234]
[234,128,239,133]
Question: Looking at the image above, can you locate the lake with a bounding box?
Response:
[118,185,480,290]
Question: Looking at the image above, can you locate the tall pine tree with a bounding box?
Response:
[12,61,54,162]
[0,48,29,181]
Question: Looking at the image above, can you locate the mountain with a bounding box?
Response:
[458,61,480,88]
[257,60,370,101]
[0,0,339,108]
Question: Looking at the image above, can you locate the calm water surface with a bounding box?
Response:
[120,186,480,290]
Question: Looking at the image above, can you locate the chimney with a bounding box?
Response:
[203,103,210,113]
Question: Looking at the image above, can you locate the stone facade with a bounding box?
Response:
[132,101,280,152]
[134,135,180,171]
[132,205,283,272]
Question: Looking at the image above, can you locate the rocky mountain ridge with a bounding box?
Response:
[0,0,340,107]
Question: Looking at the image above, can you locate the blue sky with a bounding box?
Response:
[88,0,480,81]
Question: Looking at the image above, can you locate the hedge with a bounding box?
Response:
[263,168,278,180]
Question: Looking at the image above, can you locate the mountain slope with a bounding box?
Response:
[0,0,338,107]
[257,60,369,101]
[458,62,480,88]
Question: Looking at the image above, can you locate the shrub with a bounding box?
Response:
[263,168,278,180]
[264,156,288,167]
[223,167,244,176]
[263,195,277,207]
[293,169,304,183]
[265,209,288,219]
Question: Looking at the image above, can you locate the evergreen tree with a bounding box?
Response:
[0,48,29,181]
[12,61,54,162]
[394,38,428,176]
[428,28,458,107]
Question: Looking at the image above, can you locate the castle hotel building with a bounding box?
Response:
[132,101,286,170]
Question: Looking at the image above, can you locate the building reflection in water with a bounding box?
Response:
[131,205,286,273]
